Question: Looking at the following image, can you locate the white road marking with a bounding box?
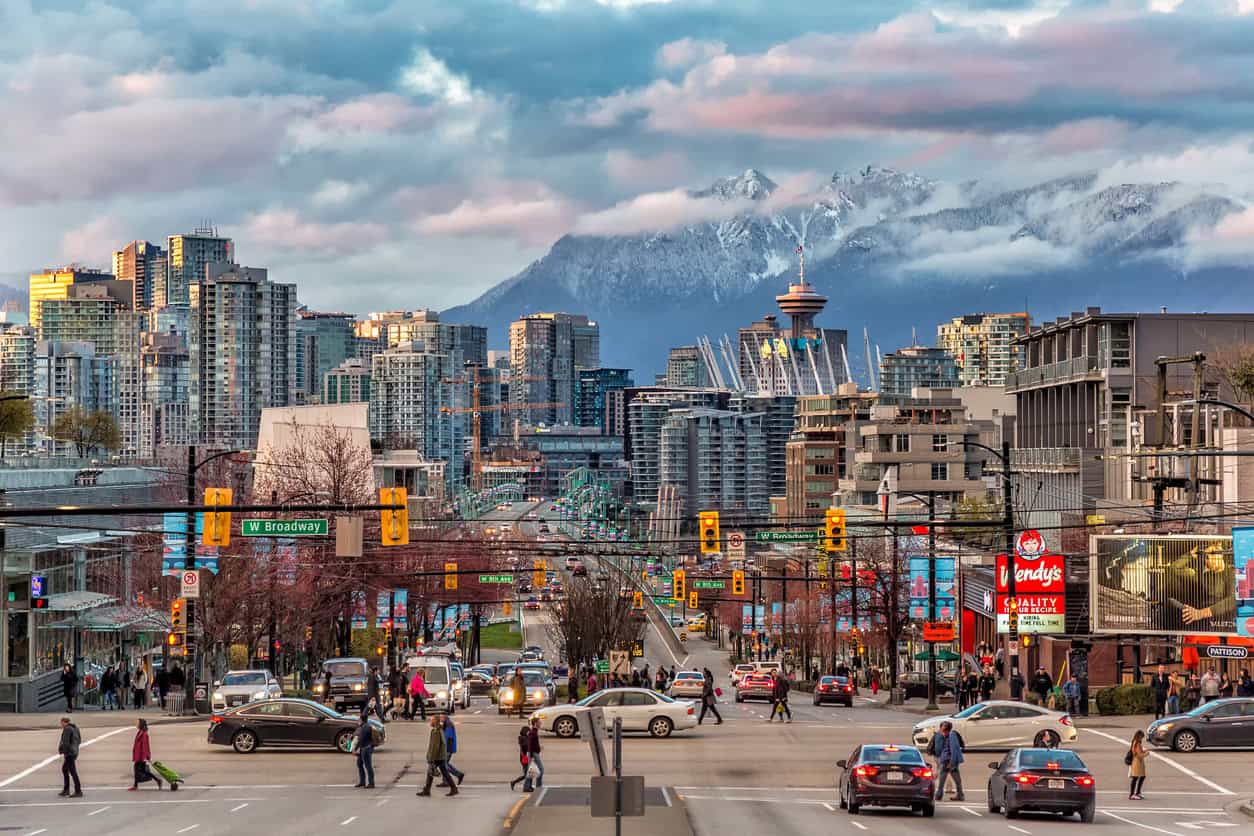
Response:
[535,786,550,805]
[850,821,868,831]
[959,806,982,816]
[87,806,111,816]
[822,802,835,812]
[660,786,672,807]
[375,797,390,807]
[230,803,248,812]
[340,817,357,826]
[0,726,130,788]
[1084,728,1232,795]
[23,830,47,836]
[176,826,199,834]
[1101,810,1186,836]
[1008,827,1031,835]
[1174,823,1237,830]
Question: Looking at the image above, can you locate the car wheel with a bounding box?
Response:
[554,716,579,738]
[335,730,354,753]
[1005,804,1020,819]
[1034,729,1060,748]
[736,694,743,703]
[1173,729,1199,752]
[231,729,258,754]
[1079,802,1095,823]
[649,716,674,738]
[813,697,820,706]
[987,786,999,813]
[838,788,847,810]
[920,803,935,818]
[847,798,860,815]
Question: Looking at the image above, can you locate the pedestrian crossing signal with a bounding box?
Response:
[699,511,720,554]
[632,591,643,609]
[731,569,745,596]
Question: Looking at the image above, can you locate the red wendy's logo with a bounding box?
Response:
[1015,529,1046,560]
[997,553,1065,593]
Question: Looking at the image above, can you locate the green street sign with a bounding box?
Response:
[754,529,822,543]
[479,574,515,584]
[693,580,725,590]
[241,519,328,537]
[651,596,677,606]
[594,659,609,674]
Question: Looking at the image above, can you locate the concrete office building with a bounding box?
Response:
[28,267,126,330]
[509,313,599,425]
[165,228,233,306]
[112,240,167,310]
[785,384,879,517]
[879,346,960,399]
[937,312,1030,387]
[189,263,296,449]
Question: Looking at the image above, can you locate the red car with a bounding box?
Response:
[735,672,775,703]
[814,675,856,707]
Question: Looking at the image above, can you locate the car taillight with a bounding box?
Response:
[1059,715,1073,726]
[1075,775,1095,787]
[1012,773,1040,785]
[210,716,223,724]
[854,765,879,777]
[687,706,694,715]
[818,685,829,691]
[911,767,934,779]
[844,685,854,692]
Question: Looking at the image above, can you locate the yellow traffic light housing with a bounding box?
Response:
[444,562,458,591]
[202,487,233,546]
[698,511,720,554]
[1021,634,1032,648]
[632,590,643,609]
[380,487,410,545]
[533,560,546,589]
[688,590,698,609]
[170,598,186,633]
[824,508,847,553]
[503,601,513,617]
[672,569,686,601]
[731,569,745,596]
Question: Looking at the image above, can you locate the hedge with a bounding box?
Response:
[1094,684,1155,715]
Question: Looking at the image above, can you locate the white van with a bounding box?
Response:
[752,660,783,677]
[404,654,455,713]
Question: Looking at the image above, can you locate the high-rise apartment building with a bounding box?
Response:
[659,408,768,516]
[624,386,729,504]
[295,310,356,403]
[937,312,1029,387]
[33,341,117,454]
[113,240,167,310]
[785,385,879,517]
[189,263,296,448]
[879,346,960,398]
[166,228,233,306]
[382,310,488,366]
[731,393,797,499]
[509,312,599,425]
[324,358,372,404]
[369,343,464,490]
[666,346,709,388]
[0,326,36,395]
[575,368,634,435]
[28,267,125,330]
[139,333,190,456]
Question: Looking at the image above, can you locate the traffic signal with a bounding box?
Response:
[632,590,643,609]
[444,562,458,591]
[203,487,233,546]
[731,569,745,596]
[688,590,698,609]
[375,645,385,656]
[304,625,313,642]
[166,631,183,650]
[502,601,513,617]
[170,598,186,633]
[380,487,410,545]
[1008,596,1019,638]
[824,508,847,553]
[1021,634,1032,648]
[384,619,393,641]
[533,560,545,588]
[672,569,686,601]
[698,511,720,554]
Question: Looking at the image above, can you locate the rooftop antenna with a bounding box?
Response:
[863,328,876,390]
[912,326,917,347]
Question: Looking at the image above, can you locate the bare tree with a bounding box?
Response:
[546,580,645,672]
[1209,343,1254,408]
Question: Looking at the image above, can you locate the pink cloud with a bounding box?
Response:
[573,189,749,237]
[242,209,389,258]
[1038,119,1129,156]
[604,150,689,189]
[315,94,431,133]
[657,38,726,71]
[412,181,576,246]
[60,216,126,266]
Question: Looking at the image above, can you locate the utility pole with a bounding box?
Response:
[184,444,198,713]
[850,537,859,669]
[1002,439,1018,673]
[926,491,939,712]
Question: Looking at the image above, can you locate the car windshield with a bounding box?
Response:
[863,746,924,764]
[514,672,546,686]
[325,662,366,677]
[416,667,449,685]
[222,672,268,686]
[1019,750,1086,769]
[820,676,849,685]
[953,702,987,719]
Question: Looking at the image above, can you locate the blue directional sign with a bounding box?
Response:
[30,574,46,599]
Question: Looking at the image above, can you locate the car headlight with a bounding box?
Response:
[1157,722,1173,732]
[532,690,545,699]
[212,692,224,701]
[353,683,364,692]
[501,692,514,703]
[253,691,268,701]
[313,684,324,694]
[437,690,448,700]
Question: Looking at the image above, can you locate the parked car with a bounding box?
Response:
[530,687,697,739]
[898,670,958,700]
[814,675,856,707]
[837,744,935,817]
[912,701,1077,750]
[1147,697,1254,752]
[986,748,1096,821]
[208,698,384,754]
[211,669,283,712]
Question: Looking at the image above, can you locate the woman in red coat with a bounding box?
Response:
[129,719,162,790]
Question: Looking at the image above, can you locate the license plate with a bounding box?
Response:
[1048,779,1066,789]
[883,772,905,782]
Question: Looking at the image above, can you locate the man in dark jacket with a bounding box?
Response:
[526,717,544,787]
[932,721,965,801]
[768,671,792,722]
[367,667,385,722]
[1150,665,1170,719]
[978,667,996,703]
[1009,668,1025,701]
[156,667,171,710]
[60,664,78,713]
[1032,667,1053,707]
[353,713,375,789]
[698,667,723,725]
[438,715,465,787]
[509,668,526,718]
[416,716,457,797]
[58,716,82,797]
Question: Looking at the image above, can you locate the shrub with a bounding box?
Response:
[1095,684,1155,715]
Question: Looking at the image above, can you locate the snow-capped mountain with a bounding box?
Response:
[444,167,1253,377]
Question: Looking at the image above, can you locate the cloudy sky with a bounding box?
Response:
[2,0,1253,312]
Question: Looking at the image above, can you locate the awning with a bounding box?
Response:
[915,649,962,661]
[40,605,169,632]
[38,591,116,613]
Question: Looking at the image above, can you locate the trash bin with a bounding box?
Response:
[167,690,185,716]
[890,687,906,705]
[193,682,211,715]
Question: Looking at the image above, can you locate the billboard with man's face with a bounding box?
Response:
[1091,536,1236,636]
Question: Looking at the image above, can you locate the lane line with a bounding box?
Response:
[376,797,390,807]
[87,806,111,816]
[535,786,550,805]
[959,806,982,816]
[503,795,527,829]
[0,726,130,788]
[660,786,672,807]
[822,802,836,812]
[340,816,357,826]
[1085,728,1233,795]
[851,821,868,831]
[1008,827,1030,835]
[24,830,47,836]
[1101,810,1186,836]
[230,803,248,812]
[176,827,199,834]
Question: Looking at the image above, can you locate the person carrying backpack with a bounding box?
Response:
[933,721,966,801]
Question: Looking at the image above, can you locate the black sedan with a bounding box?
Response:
[897,671,957,700]
[1147,697,1254,752]
[986,748,1095,821]
[837,744,935,817]
[208,698,384,754]
[814,675,856,706]
[464,670,496,696]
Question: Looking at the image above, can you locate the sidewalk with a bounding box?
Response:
[863,689,1157,729]
[0,706,205,732]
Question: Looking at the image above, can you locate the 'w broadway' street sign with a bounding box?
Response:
[754,529,821,543]
[241,519,328,537]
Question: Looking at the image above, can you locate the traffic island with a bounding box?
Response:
[507,784,692,836]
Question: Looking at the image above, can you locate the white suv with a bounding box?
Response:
[405,655,455,713]
[212,670,282,711]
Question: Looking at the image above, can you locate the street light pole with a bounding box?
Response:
[926,491,939,712]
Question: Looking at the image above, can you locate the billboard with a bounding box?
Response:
[1091,535,1236,636]
[995,552,1066,634]
[1230,528,1254,637]
[908,555,956,621]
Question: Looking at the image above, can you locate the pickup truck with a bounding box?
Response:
[313,657,382,714]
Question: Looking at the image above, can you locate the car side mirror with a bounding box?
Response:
[316,714,326,722]
[1203,714,1211,721]
[836,759,847,770]
[269,679,278,686]
[988,761,1001,770]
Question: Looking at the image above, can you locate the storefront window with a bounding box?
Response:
[7,610,29,677]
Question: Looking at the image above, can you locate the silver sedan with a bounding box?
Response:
[667,670,707,699]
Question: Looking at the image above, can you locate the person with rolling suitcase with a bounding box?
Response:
[128,719,162,791]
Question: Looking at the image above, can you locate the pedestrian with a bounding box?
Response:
[129,718,162,791]
[120,665,131,711]
[1201,667,1220,703]
[1063,674,1082,716]
[1167,670,1182,714]
[409,668,429,720]
[1031,666,1052,707]
[641,663,650,684]
[1185,673,1202,710]
[698,667,723,725]
[995,647,1005,679]
[101,666,117,711]
[416,716,458,797]
[870,667,880,696]
[630,669,641,688]
[1219,671,1234,699]
[388,666,405,717]
[965,669,979,707]
[57,716,82,798]
[353,713,375,788]
[933,720,965,801]
[322,667,333,708]
[1127,729,1147,800]
[367,667,386,723]
[586,670,598,695]
[510,725,530,791]
[979,666,996,703]
[1009,667,1025,701]
[509,667,526,718]
[156,666,170,710]
[1150,665,1169,719]
[439,714,465,787]
[60,663,77,713]
[768,670,791,722]
[526,716,544,787]
[654,668,666,692]
[132,665,148,709]
[1238,669,1254,698]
